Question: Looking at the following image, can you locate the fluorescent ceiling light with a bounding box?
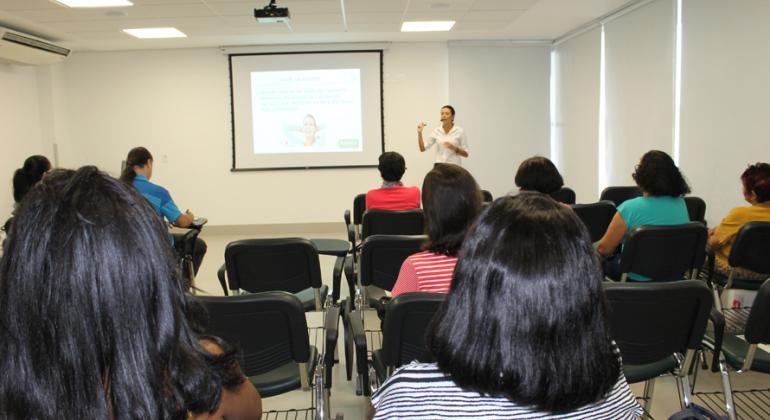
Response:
[53,0,133,7]
[401,21,455,32]
[123,27,187,39]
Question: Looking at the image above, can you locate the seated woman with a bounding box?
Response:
[390,163,481,296]
[708,162,770,280]
[370,194,642,419]
[513,155,564,195]
[366,151,421,210]
[597,150,690,281]
[0,167,261,419]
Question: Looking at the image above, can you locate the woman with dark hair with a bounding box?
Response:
[708,162,770,280]
[514,155,564,194]
[0,167,261,419]
[371,194,642,419]
[12,154,51,203]
[390,163,481,296]
[417,105,469,166]
[597,150,690,281]
[365,151,420,211]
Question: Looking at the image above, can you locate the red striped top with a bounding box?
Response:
[391,251,458,297]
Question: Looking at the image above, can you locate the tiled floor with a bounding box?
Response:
[191,225,770,419]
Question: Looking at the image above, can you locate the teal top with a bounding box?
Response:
[618,196,689,281]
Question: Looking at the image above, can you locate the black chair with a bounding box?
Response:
[604,280,712,413]
[481,190,493,203]
[219,238,328,311]
[684,196,707,224]
[549,187,576,205]
[176,217,207,293]
[343,193,367,244]
[572,201,617,242]
[358,234,426,310]
[703,278,770,420]
[708,221,770,301]
[619,223,708,282]
[199,292,341,418]
[600,186,642,207]
[348,292,445,396]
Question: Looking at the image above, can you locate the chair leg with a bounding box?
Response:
[718,355,737,420]
[642,378,655,414]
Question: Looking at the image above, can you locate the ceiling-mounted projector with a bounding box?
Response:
[254,0,290,23]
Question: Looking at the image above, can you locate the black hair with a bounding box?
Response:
[514,156,564,194]
[12,155,51,203]
[632,150,690,197]
[422,163,482,256]
[377,152,406,182]
[442,105,456,120]
[0,166,223,419]
[427,194,620,413]
[120,146,153,183]
[741,162,770,203]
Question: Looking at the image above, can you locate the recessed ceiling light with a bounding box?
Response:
[401,21,455,32]
[53,0,133,7]
[123,28,187,39]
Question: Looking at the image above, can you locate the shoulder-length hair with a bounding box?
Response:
[632,150,690,197]
[422,163,482,256]
[427,193,619,413]
[514,156,564,194]
[120,146,153,183]
[12,155,51,203]
[0,166,221,419]
[741,162,770,203]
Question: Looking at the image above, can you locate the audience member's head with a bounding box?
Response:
[427,193,619,413]
[12,155,51,203]
[0,166,221,418]
[741,162,770,204]
[377,152,407,182]
[120,146,153,183]
[422,163,481,256]
[514,156,564,194]
[632,150,690,197]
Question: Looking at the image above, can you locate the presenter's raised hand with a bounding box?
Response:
[417,122,426,133]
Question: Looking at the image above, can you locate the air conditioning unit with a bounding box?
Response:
[0,28,70,65]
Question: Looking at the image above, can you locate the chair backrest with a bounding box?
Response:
[353,193,367,226]
[481,190,493,203]
[684,196,707,223]
[728,221,770,275]
[381,292,446,368]
[550,187,576,205]
[179,227,200,257]
[600,186,642,207]
[198,292,310,377]
[745,279,770,344]
[361,209,425,239]
[572,201,617,242]
[224,238,322,293]
[620,223,708,281]
[604,280,712,366]
[360,234,426,290]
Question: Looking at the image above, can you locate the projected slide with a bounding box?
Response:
[251,69,363,153]
[229,50,383,171]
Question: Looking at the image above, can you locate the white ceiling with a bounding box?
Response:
[0,0,636,51]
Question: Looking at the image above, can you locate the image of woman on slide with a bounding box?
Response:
[417,105,469,166]
[300,114,320,147]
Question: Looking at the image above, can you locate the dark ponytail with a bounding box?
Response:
[120,147,153,183]
[12,155,51,203]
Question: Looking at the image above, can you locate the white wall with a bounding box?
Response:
[49,44,451,225]
[0,63,53,222]
[679,0,770,226]
[448,43,551,197]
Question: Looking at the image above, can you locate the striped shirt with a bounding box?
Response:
[371,362,642,419]
[391,251,457,297]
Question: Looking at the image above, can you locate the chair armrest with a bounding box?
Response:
[217,264,228,296]
[706,247,716,288]
[344,209,351,227]
[332,255,345,303]
[347,223,356,249]
[324,305,341,389]
[709,307,725,373]
[348,309,371,396]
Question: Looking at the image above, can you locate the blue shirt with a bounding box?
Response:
[618,196,689,281]
[133,174,183,224]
